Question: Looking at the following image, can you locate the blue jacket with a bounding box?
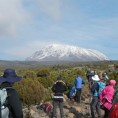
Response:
[74,76,84,89]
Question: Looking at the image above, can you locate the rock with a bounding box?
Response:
[23,96,104,118]
[66,113,75,118]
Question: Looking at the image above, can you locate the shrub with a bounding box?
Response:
[37,77,53,88]
[23,70,36,79]
[36,68,50,77]
[14,78,44,105]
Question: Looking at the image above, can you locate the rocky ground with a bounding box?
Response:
[23,86,104,118]
[23,100,91,118]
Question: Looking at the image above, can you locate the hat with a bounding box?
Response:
[109,80,116,86]
[0,68,22,83]
[92,75,100,81]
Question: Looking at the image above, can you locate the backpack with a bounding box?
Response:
[69,86,76,97]
[108,102,118,118]
[0,88,9,118]
[91,81,105,97]
[97,82,106,95]
[37,102,53,114]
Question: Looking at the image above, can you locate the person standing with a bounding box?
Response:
[100,80,116,118]
[52,76,67,118]
[74,75,85,104]
[90,77,106,118]
[0,68,23,118]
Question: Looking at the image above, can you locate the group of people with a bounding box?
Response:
[0,68,117,118]
[87,69,117,118]
[52,74,85,118]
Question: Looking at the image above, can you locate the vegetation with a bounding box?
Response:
[0,60,118,106]
[14,78,44,105]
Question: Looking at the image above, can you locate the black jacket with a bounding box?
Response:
[0,82,23,118]
[52,80,67,96]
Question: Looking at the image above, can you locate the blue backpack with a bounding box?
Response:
[97,82,106,95]
[91,81,106,96]
[69,86,76,97]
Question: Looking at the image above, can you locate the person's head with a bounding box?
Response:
[56,75,62,81]
[0,68,22,84]
[99,78,105,83]
[109,80,116,86]
[93,70,97,75]
[102,72,106,77]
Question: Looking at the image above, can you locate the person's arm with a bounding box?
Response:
[74,78,77,87]
[7,89,23,118]
[63,84,67,92]
[82,79,85,84]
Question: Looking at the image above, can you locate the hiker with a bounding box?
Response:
[86,69,94,82]
[112,84,118,105]
[98,71,103,80]
[86,70,95,89]
[90,75,106,118]
[52,76,67,118]
[108,85,118,118]
[0,68,23,118]
[102,72,109,84]
[99,79,116,118]
[74,74,85,104]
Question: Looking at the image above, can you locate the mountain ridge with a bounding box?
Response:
[26,44,109,62]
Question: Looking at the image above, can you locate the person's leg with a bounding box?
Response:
[104,107,109,118]
[96,98,101,118]
[76,88,81,103]
[59,101,64,118]
[90,96,98,118]
[52,100,58,118]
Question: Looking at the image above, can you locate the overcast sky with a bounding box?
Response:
[0,0,118,60]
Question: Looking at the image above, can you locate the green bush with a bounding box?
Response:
[109,72,118,81]
[14,78,44,105]
[23,70,36,79]
[37,77,54,88]
[36,68,50,77]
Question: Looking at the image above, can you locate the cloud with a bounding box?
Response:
[0,0,30,37]
[36,0,62,21]
[3,39,67,60]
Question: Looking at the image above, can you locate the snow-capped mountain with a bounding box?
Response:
[26,44,109,62]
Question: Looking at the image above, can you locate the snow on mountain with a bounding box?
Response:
[26,44,109,62]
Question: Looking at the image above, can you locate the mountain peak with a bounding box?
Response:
[26,44,109,62]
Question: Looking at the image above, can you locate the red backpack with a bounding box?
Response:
[108,102,118,118]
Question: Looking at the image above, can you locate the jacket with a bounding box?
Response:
[74,76,84,89]
[91,81,106,97]
[52,80,67,101]
[91,82,99,96]
[0,82,23,118]
[99,85,115,110]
